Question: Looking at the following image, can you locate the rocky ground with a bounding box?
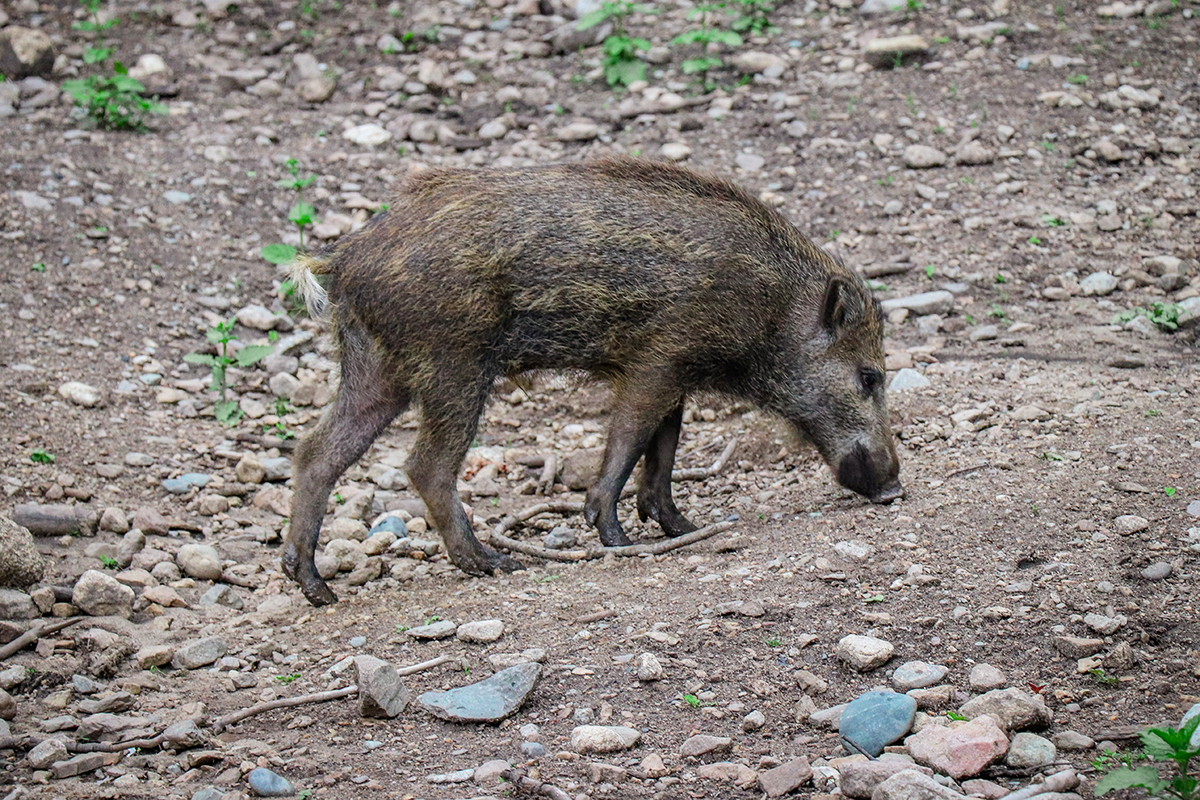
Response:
[2,0,1200,797]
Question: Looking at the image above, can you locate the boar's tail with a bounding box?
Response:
[285,250,332,319]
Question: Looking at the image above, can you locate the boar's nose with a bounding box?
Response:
[868,479,905,504]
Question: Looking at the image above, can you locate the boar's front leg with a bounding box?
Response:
[283,329,407,607]
[405,371,524,577]
[636,402,699,538]
[586,374,685,547]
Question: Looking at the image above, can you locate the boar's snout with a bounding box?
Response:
[836,440,904,504]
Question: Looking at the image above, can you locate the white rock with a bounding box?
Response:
[837,634,895,671]
[176,544,223,581]
[59,381,102,407]
[731,51,787,74]
[571,725,641,754]
[888,369,930,392]
[72,570,135,618]
[881,291,954,316]
[343,123,392,147]
[556,121,601,141]
[1079,272,1118,296]
[661,142,692,161]
[904,145,947,169]
[1114,515,1149,535]
[456,619,505,643]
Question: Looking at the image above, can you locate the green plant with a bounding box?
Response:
[924,265,935,279]
[672,4,742,90]
[99,555,118,569]
[275,672,302,683]
[1089,667,1118,685]
[1042,213,1068,227]
[1146,409,1162,417]
[946,710,966,721]
[1040,451,1064,461]
[1164,486,1177,497]
[905,94,918,114]
[576,2,655,89]
[988,303,1007,320]
[863,594,885,603]
[766,637,781,647]
[1094,716,1199,800]
[298,790,314,800]
[994,274,1007,283]
[730,0,777,34]
[1028,236,1043,245]
[1114,302,1184,332]
[31,262,46,272]
[62,0,166,130]
[1068,74,1088,85]
[30,449,55,464]
[933,35,950,44]
[683,694,701,708]
[184,318,274,425]
[1039,140,1055,152]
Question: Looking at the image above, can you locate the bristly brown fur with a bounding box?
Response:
[281,157,901,608]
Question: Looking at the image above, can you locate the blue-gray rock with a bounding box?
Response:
[838,690,917,757]
[888,368,930,392]
[369,515,408,537]
[419,662,541,722]
[260,457,292,481]
[199,584,243,609]
[163,190,191,204]
[247,767,295,797]
[162,473,212,494]
[191,788,225,800]
[521,741,546,758]
[892,661,949,691]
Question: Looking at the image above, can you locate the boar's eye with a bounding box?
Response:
[858,368,884,395]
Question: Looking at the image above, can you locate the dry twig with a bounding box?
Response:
[0,617,84,661]
[673,437,738,481]
[943,461,990,481]
[997,769,1079,800]
[500,768,572,800]
[213,686,358,733]
[395,654,454,676]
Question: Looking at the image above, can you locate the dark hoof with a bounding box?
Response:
[598,524,635,548]
[637,495,698,538]
[282,546,338,607]
[451,546,525,577]
[869,480,905,504]
[488,551,525,573]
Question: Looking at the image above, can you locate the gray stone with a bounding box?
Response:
[968,663,1006,691]
[199,584,243,609]
[1006,732,1056,768]
[881,291,955,316]
[736,153,766,172]
[893,661,948,691]
[343,123,392,147]
[864,35,929,68]
[176,544,222,581]
[0,516,45,588]
[571,724,641,754]
[860,0,905,12]
[246,766,295,796]
[837,634,895,671]
[406,620,458,639]
[51,752,111,778]
[874,769,966,800]
[743,709,766,732]
[27,737,69,769]
[191,789,226,800]
[1181,703,1200,748]
[456,619,505,643]
[969,325,1000,342]
[889,369,931,391]
[1141,562,1172,580]
[907,715,1009,778]
[171,637,228,670]
[162,473,212,494]
[163,719,208,750]
[635,652,664,681]
[355,655,410,718]
[1052,730,1094,751]
[0,589,38,619]
[839,690,917,756]
[1080,272,1119,296]
[418,662,541,722]
[960,687,1052,731]
[681,734,733,757]
[840,760,934,799]
[72,570,134,618]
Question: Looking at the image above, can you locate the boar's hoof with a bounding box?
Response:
[637,500,700,538]
[869,481,905,504]
[453,547,525,577]
[281,547,339,606]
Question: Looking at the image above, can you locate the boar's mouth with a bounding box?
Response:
[835,442,904,504]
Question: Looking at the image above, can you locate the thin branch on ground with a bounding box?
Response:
[500,768,573,800]
[943,461,990,481]
[673,437,738,481]
[997,769,1079,800]
[213,686,358,733]
[537,453,558,495]
[0,617,83,661]
[395,654,454,676]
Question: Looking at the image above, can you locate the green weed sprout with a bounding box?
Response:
[185,318,274,426]
[730,0,778,34]
[62,0,166,130]
[576,2,655,88]
[673,3,743,90]
[1113,302,1184,332]
[1094,716,1199,800]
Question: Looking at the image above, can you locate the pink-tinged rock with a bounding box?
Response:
[906,715,1009,779]
[840,759,933,799]
[758,757,813,797]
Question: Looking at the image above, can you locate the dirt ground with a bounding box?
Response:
[1,0,1199,797]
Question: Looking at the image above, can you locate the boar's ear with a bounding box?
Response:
[821,276,865,337]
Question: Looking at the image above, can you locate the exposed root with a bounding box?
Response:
[213,686,359,734]
[996,769,1079,800]
[0,617,83,661]
[672,437,738,481]
[500,768,573,800]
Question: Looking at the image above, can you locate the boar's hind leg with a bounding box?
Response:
[636,402,699,538]
[284,333,408,607]
[405,373,524,577]
[586,377,684,547]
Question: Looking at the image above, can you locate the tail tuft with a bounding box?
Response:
[285,252,330,318]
